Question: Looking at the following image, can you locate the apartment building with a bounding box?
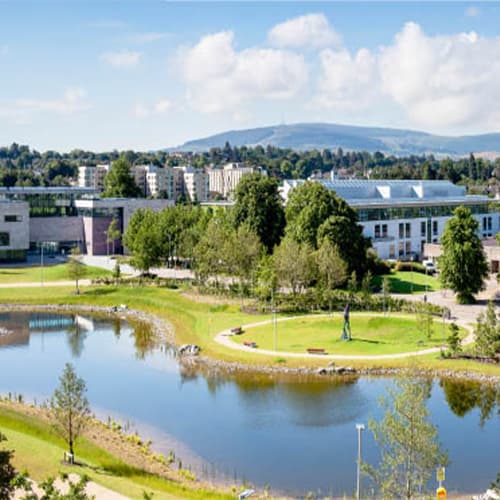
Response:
[78,164,110,191]
[208,163,266,199]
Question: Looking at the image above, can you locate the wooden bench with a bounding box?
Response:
[307,348,327,355]
[231,326,243,335]
[243,340,257,348]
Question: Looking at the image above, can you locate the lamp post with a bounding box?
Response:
[356,423,365,500]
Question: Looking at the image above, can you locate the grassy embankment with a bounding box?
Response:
[0,283,498,376]
[373,270,441,294]
[233,315,467,355]
[0,403,233,500]
[0,263,111,283]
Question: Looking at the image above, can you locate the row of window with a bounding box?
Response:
[4,215,22,222]
[357,203,495,222]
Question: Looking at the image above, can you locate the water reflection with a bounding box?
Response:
[440,378,500,426]
[65,323,87,358]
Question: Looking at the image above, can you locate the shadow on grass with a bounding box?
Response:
[387,277,428,294]
[82,288,118,297]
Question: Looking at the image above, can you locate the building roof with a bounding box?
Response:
[281,179,491,207]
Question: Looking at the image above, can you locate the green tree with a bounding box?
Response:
[447,322,462,355]
[102,158,141,198]
[438,206,489,304]
[0,432,15,499]
[14,471,94,499]
[105,218,121,256]
[363,373,448,499]
[474,301,500,358]
[273,236,315,297]
[382,276,391,315]
[229,225,263,287]
[49,363,91,460]
[415,302,434,340]
[315,239,347,291]
[233,173,285,253]
[123,209,162,273]
[67,247,87,295]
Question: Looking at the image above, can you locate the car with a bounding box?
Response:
[422,260,437,274]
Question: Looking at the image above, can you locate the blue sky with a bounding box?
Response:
[1,1,500,152]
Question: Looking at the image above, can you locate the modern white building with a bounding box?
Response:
[281,179,500,260]
[174,166,208,202]
[132,164,174,199]
[0,200,30,261]
[208,163,266,199]
[78,164,110,191]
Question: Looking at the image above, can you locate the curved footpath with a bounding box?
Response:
[214,282,498,360]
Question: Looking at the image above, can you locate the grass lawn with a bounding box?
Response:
[0,263,111,284]
[373,270,441,294]
[0,404,232,499]
[0,284,498,376]
[233,314,462,355]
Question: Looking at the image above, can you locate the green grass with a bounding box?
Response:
[0,263,111,284]
[0,405,232,499]
[374,270,441,294]
[234,314,462,354]
[0,284,498,376]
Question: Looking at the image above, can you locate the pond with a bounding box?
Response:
[0,311,498,496]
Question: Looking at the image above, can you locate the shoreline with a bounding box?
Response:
[0,302,498,384]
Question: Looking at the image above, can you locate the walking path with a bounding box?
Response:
[214,277,499,361]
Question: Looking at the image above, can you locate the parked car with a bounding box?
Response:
[422,260,437,274]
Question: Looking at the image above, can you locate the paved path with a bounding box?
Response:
[214,277,500,361]
[0,279,93,288]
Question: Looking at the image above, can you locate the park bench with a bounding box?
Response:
[231,326,243,335]
[307,348,327,355]
[243,340,257,348]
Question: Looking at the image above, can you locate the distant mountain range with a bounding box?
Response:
[170,123,500,157]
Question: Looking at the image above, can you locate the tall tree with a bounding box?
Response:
[363,373,448,499]
[0,432,15,499]
[67,247,87,295]
[123,209,162,273]
[438,206,489,303]
[49,363,91,460]
[102,158,142,198]
[105,218,121,255]
[232,173,285,253]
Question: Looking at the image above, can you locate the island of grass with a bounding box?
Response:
[232,314,467,355]
[0,263,112,283]
[373,270,441,294]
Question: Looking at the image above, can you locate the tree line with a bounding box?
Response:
[1,142,498,193]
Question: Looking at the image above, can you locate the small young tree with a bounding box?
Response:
[49,363,91,461]
[415,302,434,340]
[447,322,462,356]
[382,276,391,316]
[105,218,121,256]
[113,261,121,281]
[474,301,500,358]
[361,270,373,301]
[67,247,87,295]
[363,373,448,499]
[0,432,15,499]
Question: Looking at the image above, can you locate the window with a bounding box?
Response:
[382,224,388,238]
[433,221,438,235]
[4,215,22,222]
[0,232,9,246]
[374,224,380,239]
[389,245,395,259]
[399,223,404,239]
[405,241,411,255]
[399,241,404,257]
[405,223,411,238]
[421,221,426,237]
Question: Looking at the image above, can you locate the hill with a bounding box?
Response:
[171,123,500,157]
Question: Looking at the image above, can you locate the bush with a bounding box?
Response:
[395,261,427,274]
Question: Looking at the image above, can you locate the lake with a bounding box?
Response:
[0,311,498,496]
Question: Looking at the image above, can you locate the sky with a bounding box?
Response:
[1,1,500,152]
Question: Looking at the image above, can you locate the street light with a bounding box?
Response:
[356,423,365,500]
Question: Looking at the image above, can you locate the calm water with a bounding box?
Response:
[0,312,498,496]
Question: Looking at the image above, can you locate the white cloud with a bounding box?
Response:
[100,50,141,69]
[268,13,340,49]
[379,22,500,129]
[314,48,378,110]
[178,31,308,113]
[0,87,89,124]
[465,6,480,17]
[133,98,173,118]
[131,32,167,43]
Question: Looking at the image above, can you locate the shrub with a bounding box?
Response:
[395,261,427,274]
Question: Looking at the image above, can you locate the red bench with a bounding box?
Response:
[243,340,257,348]
[307,348,327,355]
